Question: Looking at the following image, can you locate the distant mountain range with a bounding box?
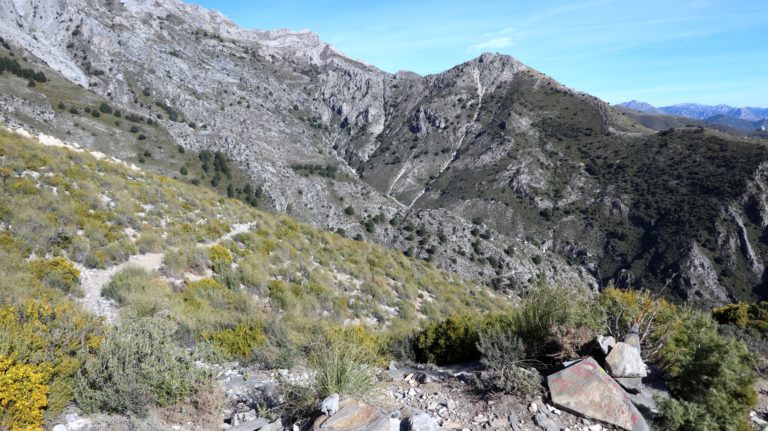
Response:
[619,100,768,131]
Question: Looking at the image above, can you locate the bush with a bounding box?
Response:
[98,102,112,114]
[101,267,171,317]
[28,257,82,296]
[511,285,600,360]
[415,314,482,364]
[201,321,266,361]
[310,336,377,399]
[599,287,678,360]
[136,230,163,253]
[208,244,232,272]
[0,355,50,431]
[162,244,208,278]
[475,323,543,398]
[712,301,768,334]
[655,310,757,430]
[74,317,205,416]
[0,300,103,417]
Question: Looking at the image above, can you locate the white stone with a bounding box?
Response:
[605,342,647,378]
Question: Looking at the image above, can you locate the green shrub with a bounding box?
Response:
[661,319,757,431]
[712,301,768,334]
[136,230,163,253]
[208,244,233,273]
[28,257,82,296]
[74,317,206,416]
[415,314,482,364]
[511,285,600,360]
[252,317,302,369]
[102,267,171,317]
[475,320,543,398]
[201,321,267,361]
[657,310,757,431]
[162,244,208,278]
[310,336,377,399]
[599,287,678,360]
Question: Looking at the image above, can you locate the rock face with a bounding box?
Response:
[605,342,647,378]
[547,357,650,431]
[2,0,768,303]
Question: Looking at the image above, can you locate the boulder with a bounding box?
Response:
[534,413,559,431]
[52,425,68,431]
[596,335,616,355]
[321,393,340,416]
[313,399,390,431]
[547,357,650,431]
[630,377,671,418]
[623,324,641,350]
[406,412,436,431]
[605,342,647,378]
[615,377,643,394]
[415,372,432,384]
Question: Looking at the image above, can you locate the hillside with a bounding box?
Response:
[1,128,763,431]
[0,125,514,423]
[2,0,768,308]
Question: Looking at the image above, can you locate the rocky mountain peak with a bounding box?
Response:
[1,0,767,305]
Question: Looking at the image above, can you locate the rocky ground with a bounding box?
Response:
[46,341,768,431]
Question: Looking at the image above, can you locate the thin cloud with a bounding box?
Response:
[481,27,517,37]
[468,36,513,52]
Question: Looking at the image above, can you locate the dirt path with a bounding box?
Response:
[77,222,255,323]
[76,253,164,323]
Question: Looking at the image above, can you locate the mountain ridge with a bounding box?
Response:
[619,100,768,130]
[2,0,768,305]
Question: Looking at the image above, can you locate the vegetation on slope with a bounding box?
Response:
[0,128,502,426]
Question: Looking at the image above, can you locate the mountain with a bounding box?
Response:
[619,100,662,114]
[619,101,768,131]
[3,0,768,306]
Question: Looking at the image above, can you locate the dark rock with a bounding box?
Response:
[415,372,432,384]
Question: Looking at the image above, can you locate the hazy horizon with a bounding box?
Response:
[190,0,767,107]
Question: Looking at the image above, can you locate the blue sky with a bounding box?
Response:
[190,0,768,107]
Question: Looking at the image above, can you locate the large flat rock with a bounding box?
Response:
[312,399,390,431]
[547,357,649,431]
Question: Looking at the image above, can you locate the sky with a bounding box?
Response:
[190,0,768,107]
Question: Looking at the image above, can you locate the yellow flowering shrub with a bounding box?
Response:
[0,355,50,431]
[208,244,233,271]
[202,321,267,360]
[0,301,102,416]
[28,257,81,296]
